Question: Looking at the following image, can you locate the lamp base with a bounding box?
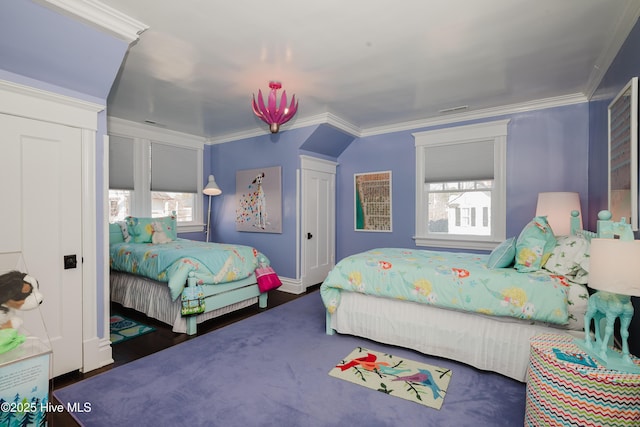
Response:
[574,338,640,374]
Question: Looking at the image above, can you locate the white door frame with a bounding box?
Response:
[0,79,112,373]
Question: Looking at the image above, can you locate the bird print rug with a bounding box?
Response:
[329,347,452,410]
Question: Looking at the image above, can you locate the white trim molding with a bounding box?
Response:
[34,0,149,44]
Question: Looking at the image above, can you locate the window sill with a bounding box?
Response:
[177,223,205,233]
[413,236,501,251]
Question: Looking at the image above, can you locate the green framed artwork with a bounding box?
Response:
[354,170,392,232]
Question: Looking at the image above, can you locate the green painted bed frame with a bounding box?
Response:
[185,273,268,335]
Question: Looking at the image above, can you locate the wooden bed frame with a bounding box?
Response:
[323,210,628,381]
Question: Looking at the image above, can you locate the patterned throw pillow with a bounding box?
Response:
[126,215,177,243]
[514,216,557,272]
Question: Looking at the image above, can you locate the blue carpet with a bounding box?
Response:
[54,291,526,426]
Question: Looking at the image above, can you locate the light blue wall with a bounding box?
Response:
[335,104,589,259]
[206,103,589,275]
[207,126,319,278]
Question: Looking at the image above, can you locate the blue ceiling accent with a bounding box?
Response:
[0,1,128,99]
[299,124,355,158]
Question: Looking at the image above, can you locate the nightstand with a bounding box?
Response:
[525,333,640,426]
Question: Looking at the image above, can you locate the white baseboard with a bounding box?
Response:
[82,336,113,373]
[277,276,305,295]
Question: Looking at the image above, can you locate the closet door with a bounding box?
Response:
[0,113,83,377]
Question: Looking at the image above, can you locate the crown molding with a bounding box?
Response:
[34,0,148,44]
[206,112,361,145]
[108,117,206,149]
[360,93,588,137]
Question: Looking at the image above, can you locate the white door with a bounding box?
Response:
[0,114,83,377]
[301,156,336,288]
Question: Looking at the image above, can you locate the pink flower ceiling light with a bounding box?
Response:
[252,81,298,133]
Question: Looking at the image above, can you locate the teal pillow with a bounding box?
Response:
[514,216,557,272]
[126,215,177,243]
[487,237,516,268]
[109,223,124,245]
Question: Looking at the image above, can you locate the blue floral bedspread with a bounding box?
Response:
[320,248,571,325]
[110,239,269,301]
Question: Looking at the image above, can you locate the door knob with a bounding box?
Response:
[307,232,313,239]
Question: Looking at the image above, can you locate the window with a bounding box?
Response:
[107,124,204,232]
[413,120,509,250]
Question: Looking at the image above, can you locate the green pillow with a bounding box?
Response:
[487,237,516,268]
[109,223,124,244]
[514,216,557,272]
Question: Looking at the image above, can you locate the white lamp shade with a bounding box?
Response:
[589,238,640,297]
[203,175,222,196]
[535,192,582,236]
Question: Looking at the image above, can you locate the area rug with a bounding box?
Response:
[55,291,526,427]
[109,314,155,344]
[329,347,452,410]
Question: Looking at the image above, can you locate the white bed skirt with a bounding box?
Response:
[329,292,583,382]
[110,272,257,333]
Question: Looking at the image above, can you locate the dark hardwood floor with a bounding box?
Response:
[48,286,318,426]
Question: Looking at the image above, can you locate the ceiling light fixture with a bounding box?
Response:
[252,81,298,133]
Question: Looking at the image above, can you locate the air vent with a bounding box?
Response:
[144,120,166,127]
[438,105,469,114]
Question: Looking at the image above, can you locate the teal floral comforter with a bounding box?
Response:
[110,239,269,301]
[320,248,571,325]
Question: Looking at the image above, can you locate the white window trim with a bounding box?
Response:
[108,118,205,233]
[413,119,510,250]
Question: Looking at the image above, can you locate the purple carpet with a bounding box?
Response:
[54,291,525,426]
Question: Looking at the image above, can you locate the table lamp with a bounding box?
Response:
[580,237,640,372]
[535,192,582,236]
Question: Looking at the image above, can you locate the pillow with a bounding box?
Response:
[109,223,124,244]
[126,215,177,243]
[514,216,557,272]
[543,234,590,284]
[487,237,516,268]
[118,221,131,243]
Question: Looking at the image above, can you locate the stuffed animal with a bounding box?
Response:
[151,221,173,244]
[0,271,44,353]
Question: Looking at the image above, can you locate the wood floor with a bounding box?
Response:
[49,287,317,426]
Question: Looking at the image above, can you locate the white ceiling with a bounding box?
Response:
[99,0,640,142]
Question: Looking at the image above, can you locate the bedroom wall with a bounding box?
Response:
[335,104,589,260]
[207,103,589,279]
[587,17,640,357]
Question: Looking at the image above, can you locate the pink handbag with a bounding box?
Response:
[255,266,282,292]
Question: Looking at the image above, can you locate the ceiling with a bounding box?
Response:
[98,0,640,142]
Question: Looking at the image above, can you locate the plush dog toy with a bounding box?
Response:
[0,271,44,353]
[151,221,173,244]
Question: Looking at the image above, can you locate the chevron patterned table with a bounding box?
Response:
[525,333,640,426]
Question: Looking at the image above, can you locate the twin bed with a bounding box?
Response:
[109,216,269,335]
[321,211,619,382]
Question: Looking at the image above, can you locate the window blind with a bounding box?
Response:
[151,142,198,193]
[424,140,494,182]
[109,135,134,190]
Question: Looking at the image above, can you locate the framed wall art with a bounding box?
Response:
[235,166,282,233]
[354,170,392,232]
[608,76,638,230]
